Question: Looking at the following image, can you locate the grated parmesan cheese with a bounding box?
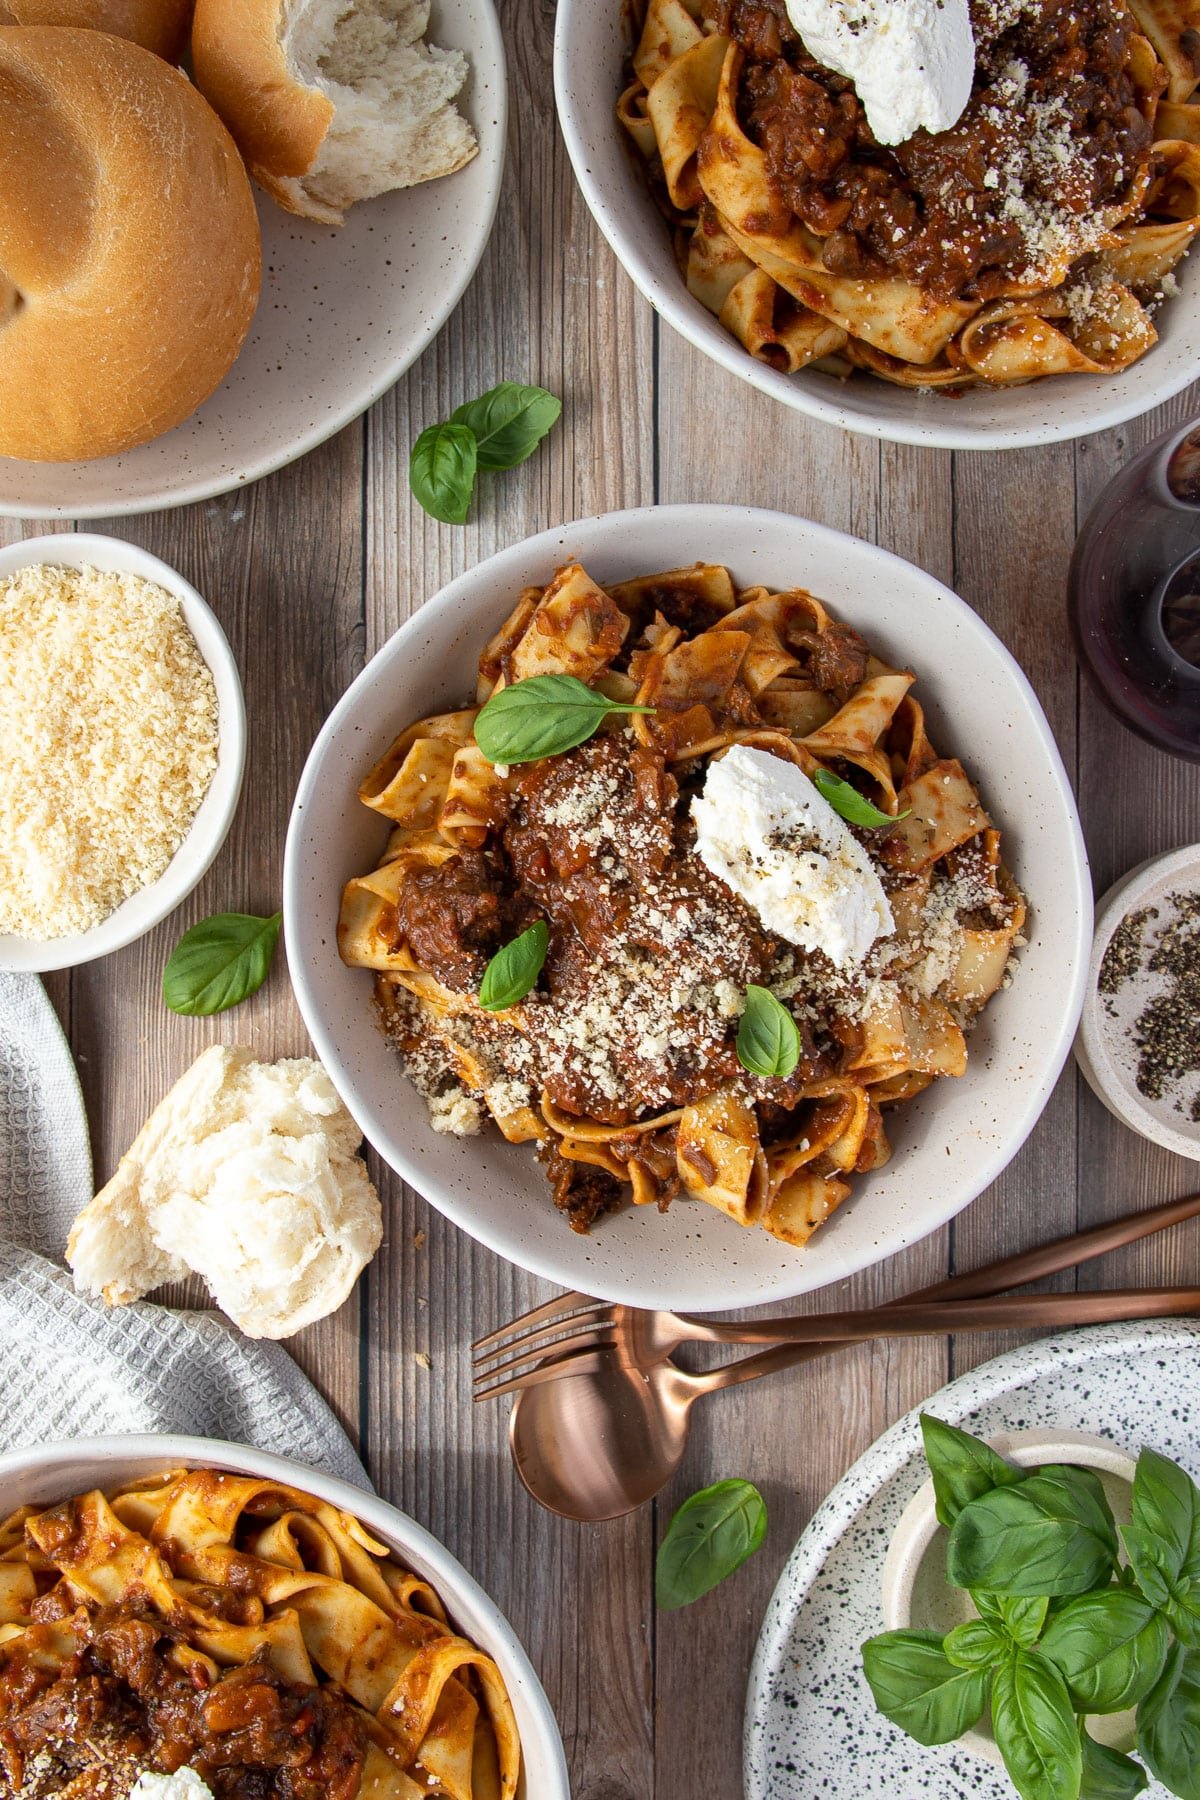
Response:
[0,564,219,940]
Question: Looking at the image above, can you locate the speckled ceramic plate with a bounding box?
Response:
[744,1319,1200,1799]
[0,0,506,519]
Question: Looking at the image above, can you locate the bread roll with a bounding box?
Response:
[0,28,261,462]
[0,0,193,61]
[192,0,477,227]
[67,1045,383,1340]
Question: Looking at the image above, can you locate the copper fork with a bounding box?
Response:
[472,1190,1200,1402]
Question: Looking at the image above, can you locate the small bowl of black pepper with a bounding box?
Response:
[1077,845,1200,1158]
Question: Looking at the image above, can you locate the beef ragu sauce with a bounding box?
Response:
[706,0,1157,301]
[0,1600,365,1800]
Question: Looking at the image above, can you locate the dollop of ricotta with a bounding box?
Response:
[783,0,976,145]
[691,744,893,968]
[130,1771,216,1800]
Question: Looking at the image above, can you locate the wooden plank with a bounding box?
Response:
[360,3,657,1788]
[1072,384,1200,1306]
[652,339,958,1795]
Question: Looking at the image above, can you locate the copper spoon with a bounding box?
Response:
[508,1191,1200,1520]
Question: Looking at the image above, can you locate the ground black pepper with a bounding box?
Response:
[1102,891,1200,1119]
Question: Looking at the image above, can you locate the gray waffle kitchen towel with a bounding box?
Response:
[0,973,369,1489]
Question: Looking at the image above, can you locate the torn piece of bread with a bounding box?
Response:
[191,0,478,227]
[67,1045,382,1340]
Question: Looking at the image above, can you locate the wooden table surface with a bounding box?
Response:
[10,4,1200,1794]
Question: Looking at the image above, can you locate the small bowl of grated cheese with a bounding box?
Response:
[0,535,246,971]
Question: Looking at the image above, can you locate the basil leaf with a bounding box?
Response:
[1137,1641,1200,1800]
[478,921,548,1012]
[1079,1729,1148,1800]
[736,985,801,1079]
[947,1468,1119,1597]
[861,1629,989,1746]
[944,1618,1010,1670]
[655,1478,766,1610]
[409,420,478,525]
[162,911,281,1016]
[1039,1588,1168,1712]
[1124,1448,1200,1637]
[992,1651,1082,1800]
[920,1414,1026,1530]
[999,1594,1050,1648]
[813,766,909,828]
[450,382,562,471]
[474,674,654,765]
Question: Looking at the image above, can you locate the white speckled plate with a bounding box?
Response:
[0,0,506,519]
[745,1320,1200,1799]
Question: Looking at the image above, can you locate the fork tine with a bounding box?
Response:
[471,1320,620,1388]
[471,1290,603,1355]
[473,1348,619,1404]
[472,1309,615,1373]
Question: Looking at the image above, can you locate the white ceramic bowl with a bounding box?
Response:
[0,0,506,518]
[1075,843,1200,1158]
[0,534,246,973]
[553,2,1200,451]
[284,504,1090,1311]
[881,1428,1138,1764]
[0,1433,568,1799]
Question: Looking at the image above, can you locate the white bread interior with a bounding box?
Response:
[67,1045,383,1340]
[192,0,477,226]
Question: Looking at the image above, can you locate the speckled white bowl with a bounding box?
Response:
[745,1319,1200,1800]
[1076,844,1200,1159]
[0,1434,568,1800]
[0,534,246,973]
[882,1428,1138,1765]
[554,0,1200,450]
[284,503,1090,1311]
[0,0,506,518]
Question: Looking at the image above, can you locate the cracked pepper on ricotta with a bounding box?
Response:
[339,559,1026,1250]
[619,0,1200,389]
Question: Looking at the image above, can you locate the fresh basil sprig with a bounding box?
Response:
[946,1465,1119,1598]
[1138,1641,1200,1799]
[656,1478,767,1610]
[991,1651,1082,1800]
[920,1413,1025,1529]
[478,920,548,1012]
[813,766,909,829]
[1123,1448,1200,1644]
[1080,1730,1149,1800]
[861,1631,990,1745]
[1039,1588,1168,1712]
[162,911,281,1016]
[861,1419,1200,1800]
[736,985,800,1080]
[451,383,563,471]
[410,382,561,524]
[409,421,478,525]
[474,673,654,765]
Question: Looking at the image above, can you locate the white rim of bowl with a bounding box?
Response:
[284,502,1092,1303]
[550,7,1199,451]
[1075,842,1200,1158]
[0,534,247,972]
[1,0,508,521]
[0,1432,569,1799]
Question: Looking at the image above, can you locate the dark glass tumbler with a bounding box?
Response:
[1068,417,1200,761]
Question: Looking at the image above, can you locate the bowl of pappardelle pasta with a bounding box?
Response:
[553,0,1200,451]
[0,1434,569,1800]
[285,506,1089,1312]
